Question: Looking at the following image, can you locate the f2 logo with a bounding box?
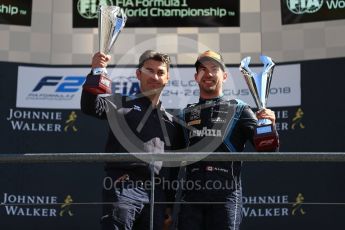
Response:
[33,76,85,92]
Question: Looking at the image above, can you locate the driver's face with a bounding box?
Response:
[136,59,170,93]
[195,60,227,95]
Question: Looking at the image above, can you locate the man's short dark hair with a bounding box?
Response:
[138,50,171,70]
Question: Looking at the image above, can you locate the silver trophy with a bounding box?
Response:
[84,5,127,94]
[239,55,278,150]
[97,5,127,75]
[239,55,275,125]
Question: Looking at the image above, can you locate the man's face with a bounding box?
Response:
[136,59,170,94]
[195,60,227,95]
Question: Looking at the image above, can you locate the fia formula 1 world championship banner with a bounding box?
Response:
[73,0,240,27]
[16,64,301,110]
[281,0,345,24]
[0,0,32,26]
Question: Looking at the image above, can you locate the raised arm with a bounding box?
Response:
[80,52,112,119]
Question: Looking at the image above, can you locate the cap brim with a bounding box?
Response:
[195,57,225,70]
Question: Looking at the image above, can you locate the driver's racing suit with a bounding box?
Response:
[177,96,278,230]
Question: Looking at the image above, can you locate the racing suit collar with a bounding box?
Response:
[199,94,224,103]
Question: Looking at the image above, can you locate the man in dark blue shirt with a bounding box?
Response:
[81,50,184,230]
[177,50,279,230]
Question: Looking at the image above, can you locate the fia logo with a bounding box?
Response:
[77,0,114,19]
[286,0,324,14]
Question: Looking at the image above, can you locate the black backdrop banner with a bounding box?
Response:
[0,0,32,26]
[72,0,240,28]
[1,57,345,229]
[281,0,345,25]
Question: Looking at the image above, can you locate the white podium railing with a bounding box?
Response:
[1,152,345,163]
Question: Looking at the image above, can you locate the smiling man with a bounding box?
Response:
[177,50,279,230]
[80,50,184,230]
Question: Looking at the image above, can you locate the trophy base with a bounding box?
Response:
[253,124,279,151]
[83,74,112,95]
